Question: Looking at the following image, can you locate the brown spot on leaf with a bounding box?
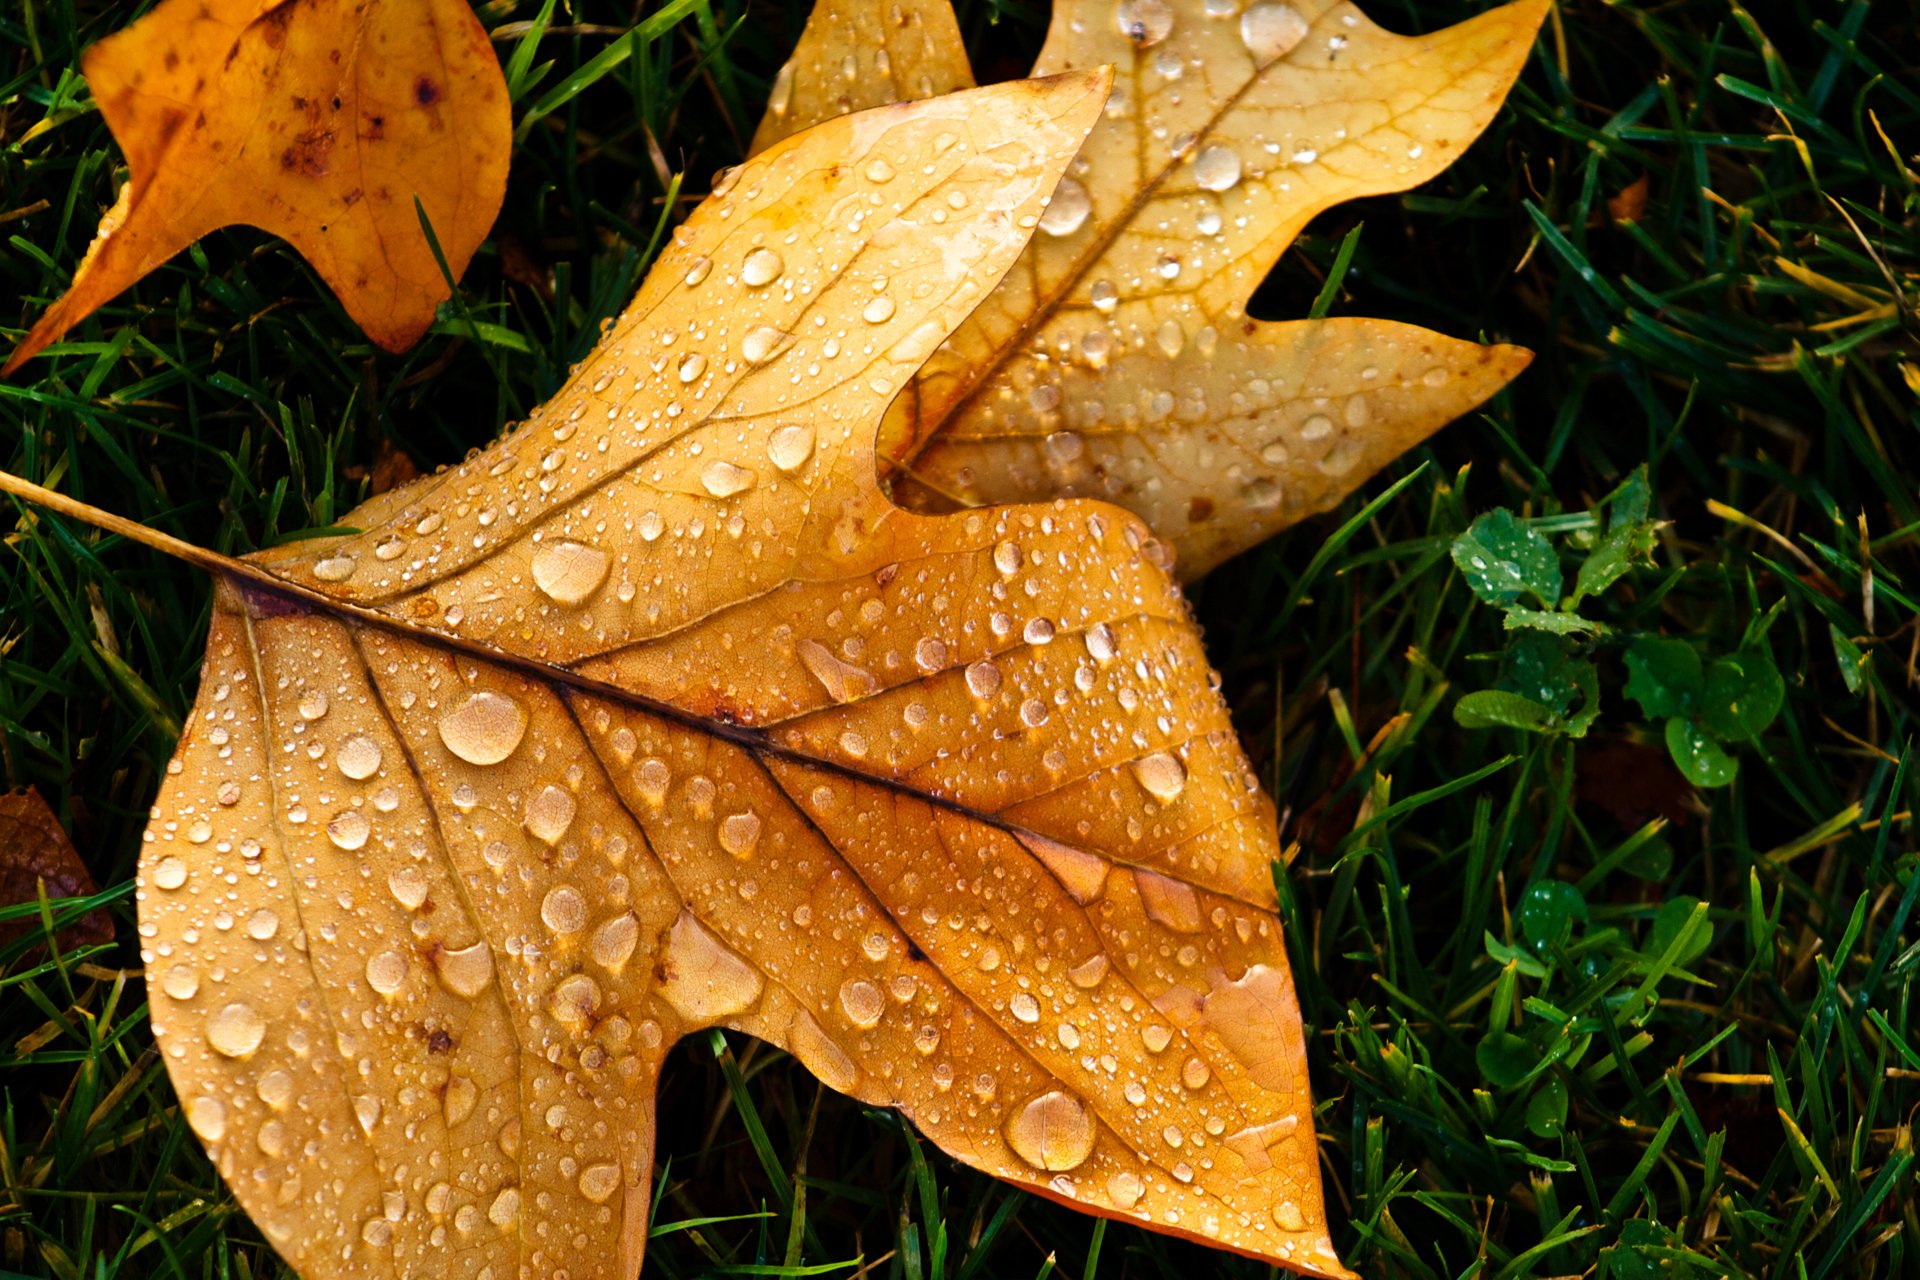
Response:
[414,76,440,106]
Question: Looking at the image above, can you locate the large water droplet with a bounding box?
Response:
[439,692,528,766]
[541,884,588,934]
[592,911,640,971]
[532,541,611,607]
[658,911,764,1019]
[1193,145,1242,192]
[839,977,885,1029]
[365,950,408,996]
[741,326,789,364]
[1133,751,1188,803]
[862,296,897,324]
[1108,1171,1145,1209]
[1241,2,1309,66]
[524,785,578,844]
[1005,1090,1096,1171]
[701,460,756,498]
[1116,0,1174,47]
[1009,992,1041,1023]
[741,248,784,287]
[336,734,383,780]
[579,1163,622,1204]
[153,856,188,890]
[187,1095,228,1141]
[312,554,356,582]
[434,942,496,998]
[326,809,370,852]
[767,424,815,473]
[965,660,1003,699]
[719,811,762,858]
[390,865,429,910]
[161,963,200,1000]
[1039,177,1092,237]
[207,1002,266,1058]
[444,1074,478,1125]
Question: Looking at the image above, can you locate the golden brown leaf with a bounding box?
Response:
[0,74,1368,1279]
[3,0,509,375]
[751,0,976,155]
[0,787,112,954]
[756,0,1545,577]
[0,71,1359,1278]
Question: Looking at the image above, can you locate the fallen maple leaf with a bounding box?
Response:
[752,0,1545,577]
[3,0,509,375]
[0,787,113,954]
[4,74,1354,1278]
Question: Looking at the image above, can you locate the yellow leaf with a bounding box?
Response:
[3,0,509,375]
[756,0,1545,577]
[0,73,1354,1278]
[750,0,976,155]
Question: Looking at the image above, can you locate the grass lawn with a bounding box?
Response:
[4,0,1918,1276]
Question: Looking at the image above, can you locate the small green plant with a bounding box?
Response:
[1450,468,1782,785]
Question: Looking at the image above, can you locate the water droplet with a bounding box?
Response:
[246,908,280,941]
[1240,2,1309,65]
[1009,992,1041,1023]
[444,1074,478,1125]
[256,1070,294,1110]
[964,660,1002,699]
[592,911,640,971]
[153,856,188,890]
[741,325,789,364]
[634,758,672,807]
[336,734,383,780]
[1039,177,1092,236]
[1243,476,1284,512]
[1085,622,1117,661]
[719,811,762,858]
[524,785,578,844]
[1133,752,1188,803]
[326,809,370,852]
[701,460,755,498]
[1116,0,1174,47]
[161,963,200,1000]
[839,977,885,1029]
[1182,1057,1211,1089]
[488,1187,521,1228]
[915,636,948,673]
[187,1095,228,1141]
[365,950,408,996]
[532,541,611,606]
[1023,617,1056,645]
[862,296,896,324]
[390,865,429,910]
[541,885,588,934]
[1006,1090,1096,1171]
[298,689,330,720]
[439,692,528,766]
[207,1002,266,1058]
[1300,414,1334,442]
[1193,145,1242,192]
[767,424,815,473]
[865,158,895,183]
[312,554,356,582]
[1423,365,1451,388]
[550,973,602,1022]
[579,1163,621,1204]
[741,248,784,287]
[1068,955,1109,988]
[434,942,495,998]
[1143,1024,1173,1053]
[684,256,713,286]
[1088,279,1119,313]
[658,911,764,1018]
[1273,1200,1308,1231]
[1108,1171,1145,1209]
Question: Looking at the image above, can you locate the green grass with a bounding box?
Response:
[3,0,1918,1277]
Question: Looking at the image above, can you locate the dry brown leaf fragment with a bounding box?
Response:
[0,73,1355,1277]
[752,0,977,154]
[0,788,113,955]
[755,0,1546,577]
[4,0,509,375]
